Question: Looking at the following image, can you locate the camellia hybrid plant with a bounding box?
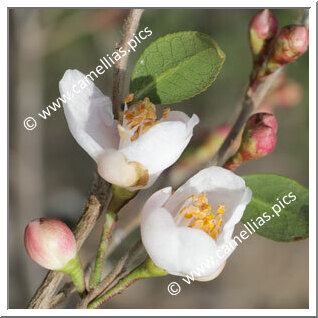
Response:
[25,9,309,309]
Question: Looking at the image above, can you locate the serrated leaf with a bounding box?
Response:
[130,31,225,104]
[242,174,309,242]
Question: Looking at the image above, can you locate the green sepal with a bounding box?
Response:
[60,254,85,295]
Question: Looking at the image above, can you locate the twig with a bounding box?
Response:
[28,175,111,309]
[112,9,144,118]
[88,8,144,289]
[49,282,75,308]
[212,93,254,166]
[37,9,145,309]
[210,70,281,166]
[49,262,93,308]
[89,210,116,287]
[77,241,143,309]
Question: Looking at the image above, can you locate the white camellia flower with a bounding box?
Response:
[141,166,252,281]
[59,69,199,190]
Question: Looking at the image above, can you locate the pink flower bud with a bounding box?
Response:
[241,113,277,159]
[249,9,278,55]
[24,218,77,271]
[224,113,277,170]
[269,25,309,65]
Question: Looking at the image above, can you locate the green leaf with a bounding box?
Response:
[130,31,225,104]
[242,174,309,242]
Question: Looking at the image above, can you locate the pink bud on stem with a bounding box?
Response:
[24,218,85,294]
[223,113,277,171]
[249,9,278,58]
[264,25,309,74]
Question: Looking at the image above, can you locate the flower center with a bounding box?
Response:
[118,94,170,142]
[178,192,227,240]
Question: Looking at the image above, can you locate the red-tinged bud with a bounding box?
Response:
[267,25,309,69]
[249,9,278,56]
[224,113,277,170]
[25,218,86,293]
[24,218,76,271]
[247,111,278,134]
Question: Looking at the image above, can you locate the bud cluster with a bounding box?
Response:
[249,9,309,83]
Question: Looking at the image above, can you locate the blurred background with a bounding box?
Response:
[9,8,309,309]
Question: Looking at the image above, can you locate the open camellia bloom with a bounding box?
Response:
[141,166,252,281]
[59,70,199,190]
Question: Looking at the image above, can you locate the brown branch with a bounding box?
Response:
[28,175,111,309]
[212,94,254,166]
[112,9,144,118]
[49,262,93,308]
[49,282,75,308]
[29,9,146,309]
[210,70,281,166]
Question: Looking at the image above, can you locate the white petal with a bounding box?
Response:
[141,188,227,279]
[164,110,192,123]
[141,187,172,218]
[164,166,251,253]
[141,187,172,224]
[97,150,139,188]
[120,113,199,187]
[195,262,226,282]
[141,205,225,278]
[165,166,247,218]
[174,227,225,278]
[141,168,252,280]
[141,207,180,272]
[59,69,119,161]
[217,187,252,244]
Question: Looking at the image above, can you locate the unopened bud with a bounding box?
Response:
[249,9,278,56]
[267,25,309,71]
[24,218,85,293]
[25,218,76,270]
[224,113,277,170]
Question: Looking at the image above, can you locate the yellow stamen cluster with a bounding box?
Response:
[121,95,170,141]
[179,192,226,240]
